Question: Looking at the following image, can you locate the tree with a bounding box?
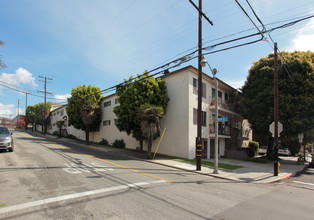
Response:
[56,120,65,138]
[32,102,52,132]
[25,106,36,131]
[240,51,314,149]
[113,71,169,151]
[137,104,164,159]
[66,85,102,144]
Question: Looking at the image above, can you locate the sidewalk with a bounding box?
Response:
[149,156,308,183]
[21,129,308,184]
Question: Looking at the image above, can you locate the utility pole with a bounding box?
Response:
[38,76,53,135]
[17,99,20,127]
[25,92,29,114]
[189,0,213,171]
[196,0,203,171]
[274,42,279,176]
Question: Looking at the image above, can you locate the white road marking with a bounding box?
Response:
[0,180,166,214]
[293,181,314,186]
[63,162,114,174]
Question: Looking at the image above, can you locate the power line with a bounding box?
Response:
[68,14,314,105]
[234,0,264,39]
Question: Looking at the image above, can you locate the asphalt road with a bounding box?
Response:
[0,130,313,220]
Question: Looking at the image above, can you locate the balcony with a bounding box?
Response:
[209,98,239,114]
[209,124,231,136]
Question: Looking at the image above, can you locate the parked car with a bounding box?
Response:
[0,126,14,152]
[278,147,291,156]
[259,146,268,155]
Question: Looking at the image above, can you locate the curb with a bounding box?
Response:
[148,160,241,183]
[281,173,293,181]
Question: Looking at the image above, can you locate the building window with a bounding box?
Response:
[225,93,229,101]
[104,100,111,108]
[103,120,111,126]
[193,78,206,98]
[57,111,59,115]
[212,89,222,101]
[193,108,206,127]
[218,91,222,98]
[202,111,206,127]
[60,109,64,116]
[115,99,118,104]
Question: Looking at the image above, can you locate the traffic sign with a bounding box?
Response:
[218,117,228,122]
[269,121,283,137]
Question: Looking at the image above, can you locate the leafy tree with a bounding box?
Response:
[240,51,314,149]
[113,71,169,151]
[137,104,164,159]
[32,102,52,133]
[56,120,65,138]
[66,85,102,144]
[25,106,36,131]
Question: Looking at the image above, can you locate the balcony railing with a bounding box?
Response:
[210,98,238,112]
[210,124,231,136]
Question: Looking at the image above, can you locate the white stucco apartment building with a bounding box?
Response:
[48,66,252,160]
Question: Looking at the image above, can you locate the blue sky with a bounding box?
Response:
[1,0,314,118]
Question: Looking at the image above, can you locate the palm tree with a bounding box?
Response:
[137,104,164,159]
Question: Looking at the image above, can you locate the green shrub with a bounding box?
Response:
[246,141,259,157]
[66,134,77,140]
[112,139,125,149]
[99,138,109,146]
[52,131,59,136]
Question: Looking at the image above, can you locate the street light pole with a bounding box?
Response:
[201,57,219,174]
[214,77,219,174]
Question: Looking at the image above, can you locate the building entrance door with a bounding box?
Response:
[210,139,220,158]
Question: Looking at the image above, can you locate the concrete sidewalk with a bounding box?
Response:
[21,129,308,184]
[149,156,308,184]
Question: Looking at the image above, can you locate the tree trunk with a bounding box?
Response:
[140,140,143,151]
[85,127,90,145]
[147,137,152,159]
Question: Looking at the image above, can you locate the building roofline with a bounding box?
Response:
[101,65,239,100]
[50,104,67,113]
[161,65,238,91]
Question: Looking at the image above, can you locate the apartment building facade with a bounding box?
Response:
[48,66,251,159]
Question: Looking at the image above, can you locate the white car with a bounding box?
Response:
[259,146,268,154]
[278,147,291,156]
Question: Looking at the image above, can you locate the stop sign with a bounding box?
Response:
[269,121,283,137]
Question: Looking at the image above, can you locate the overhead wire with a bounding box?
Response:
[244,0,298,84]
[73,14,314,103]
[234,0,264,40]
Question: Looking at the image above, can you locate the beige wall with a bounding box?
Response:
[150,69,190,158]
[90,95,139,149]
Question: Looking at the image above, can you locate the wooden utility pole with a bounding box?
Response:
[17,99,20,127]
[274,42,279,176]
[38,76,53,135]
[196,0,203,171]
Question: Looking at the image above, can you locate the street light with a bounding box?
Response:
[201,56,219,174]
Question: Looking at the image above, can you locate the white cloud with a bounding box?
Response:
[288,18,314,52]
[225,80,245,90]
[0,103,15,118]
[54,94,71,101]
[0,67,38,88]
